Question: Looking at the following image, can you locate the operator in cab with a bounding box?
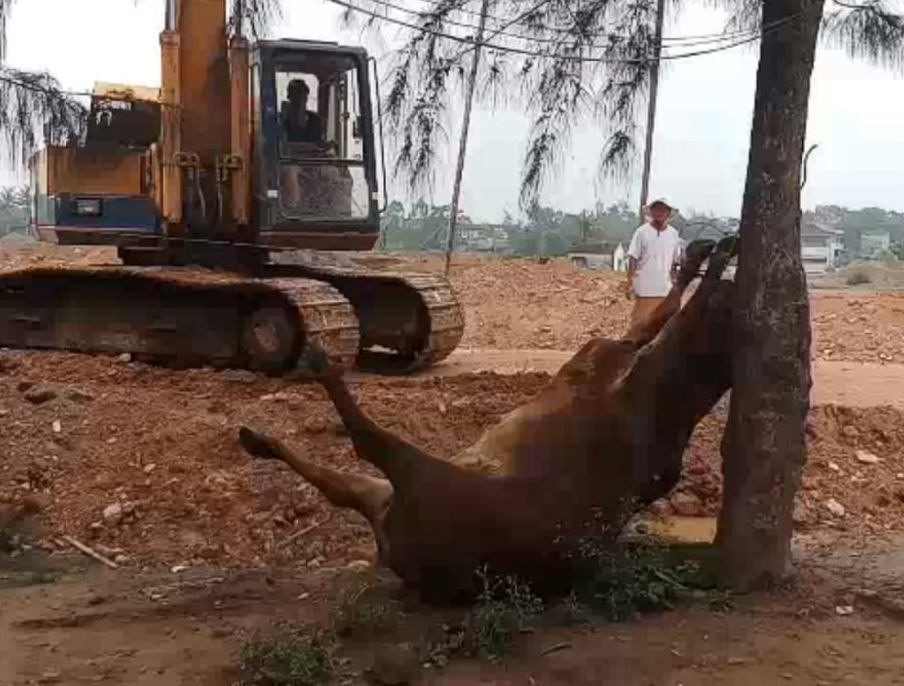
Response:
[281,78,324,143]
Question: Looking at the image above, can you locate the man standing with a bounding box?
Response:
[625,197,684,326]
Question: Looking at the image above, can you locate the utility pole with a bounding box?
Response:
[637,0,666,226]
[444,0,490,277]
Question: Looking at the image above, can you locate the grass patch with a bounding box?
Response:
[571,540,725,621]
[426,568,544,665]
[0,523,24,554]
[238,631,334,686]
[329,579,401,638]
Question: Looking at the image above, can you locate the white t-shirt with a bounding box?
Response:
[627,223,683,297]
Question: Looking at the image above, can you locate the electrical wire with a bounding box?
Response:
[376,0,772,42]
[0,1,811,102]
[326,0,802,63]
[352,0,766,48]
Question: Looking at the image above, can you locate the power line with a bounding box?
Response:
[350,0,764,49]
[373,0,771,43]
[326,0,801,63]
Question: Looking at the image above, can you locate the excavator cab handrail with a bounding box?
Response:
[369,56,389,215]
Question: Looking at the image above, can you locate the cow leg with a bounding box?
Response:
[617,237,736,503]
[628,235,736,368]
[625,238,717,345]
[238,427,393,561]
[300,346,437,485]
[238,427,392,519]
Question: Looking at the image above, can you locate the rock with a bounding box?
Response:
[16,380,35,393]
[855,450,881,465]
[24,385,57,405]
[143,463,157,474]
[220,369,257,384]
[670,491,703,517]
[102,502,123,526]
[346,559,371,573]
[842,425,859,439]
[51,420,62,434]
[0,355,19,374]
[792,501,813,526]
[63,387,94,403]
[828,461,841,472]
[114,554,130,565]
[367,644,421,685]
[825,498,846,517]
[646,498,672,518]
[117,353,132,363]
[835,605,854,616]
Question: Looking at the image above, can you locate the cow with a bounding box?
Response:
[238,236,737,603]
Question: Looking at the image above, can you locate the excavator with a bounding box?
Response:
[0,0,464,375]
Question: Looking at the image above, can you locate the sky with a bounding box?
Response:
[2,0,903,222]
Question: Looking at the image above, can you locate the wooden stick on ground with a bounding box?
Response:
[63,535,119,569]
[277,518,326,550]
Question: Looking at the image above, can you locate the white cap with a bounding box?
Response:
[647,197,675,210]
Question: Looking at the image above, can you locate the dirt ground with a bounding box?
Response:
[2,245,904,685]
[3,538,904,686]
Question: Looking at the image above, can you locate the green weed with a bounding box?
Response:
[238,631,333,686]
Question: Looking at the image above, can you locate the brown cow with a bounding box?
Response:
[238,236,737,602]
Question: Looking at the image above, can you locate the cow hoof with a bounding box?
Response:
[299,342,334,377]
[705,235,739,277]
[685,238,716,264]
[678,239,716,285]
[715,234,739,258]
[237,426,281,461]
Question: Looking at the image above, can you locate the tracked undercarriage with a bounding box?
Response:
[0,252,464,376]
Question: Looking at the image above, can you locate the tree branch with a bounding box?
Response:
[0,68,87,166]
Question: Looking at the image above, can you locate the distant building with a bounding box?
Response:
[613,243,627,272]
[801,223,844,274]
[457,225,511,252]
[860,231,891,258]
[568,241,623,271]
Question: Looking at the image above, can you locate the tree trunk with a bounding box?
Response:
[717,0,823,590]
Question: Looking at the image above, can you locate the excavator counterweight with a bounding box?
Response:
[1,0,464,374]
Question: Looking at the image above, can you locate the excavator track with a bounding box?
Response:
[0,261,465,376]
[266,261,465,375]
[0,266,360,373]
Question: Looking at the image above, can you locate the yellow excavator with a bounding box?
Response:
[0,0,463,374]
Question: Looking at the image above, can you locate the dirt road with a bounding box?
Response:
[424,349,904,408]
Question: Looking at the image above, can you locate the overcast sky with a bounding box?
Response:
[2,0,903,222]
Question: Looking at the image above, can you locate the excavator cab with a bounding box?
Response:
[253,41,381,250]
[26,40,383,256]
